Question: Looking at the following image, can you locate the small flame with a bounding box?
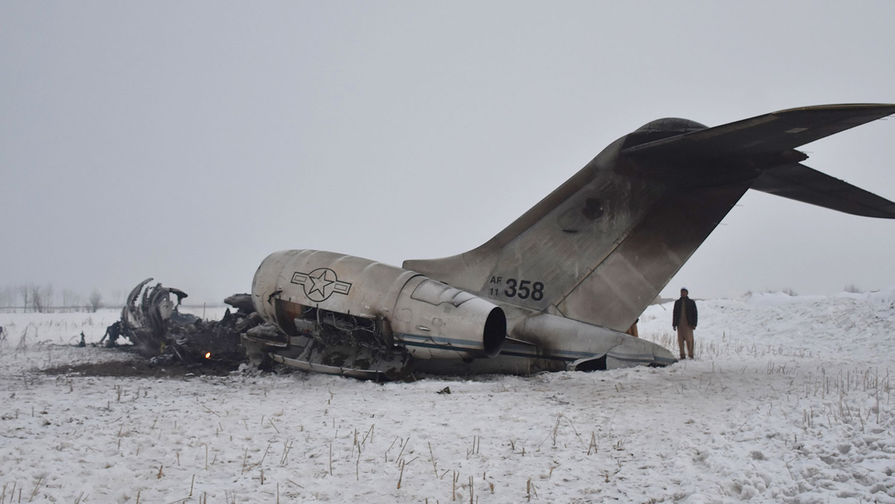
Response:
[204,352,212,359]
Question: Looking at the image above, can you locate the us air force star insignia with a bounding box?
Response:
[290,268,352,302]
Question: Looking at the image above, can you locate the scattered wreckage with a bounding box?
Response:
[102,278,256,369]
[103,278,411,379]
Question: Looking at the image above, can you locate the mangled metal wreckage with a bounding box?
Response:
[107,277,417,378]
[105,278,254,368]
[107,104,895,380]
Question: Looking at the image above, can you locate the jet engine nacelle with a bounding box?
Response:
[251,250,506,359]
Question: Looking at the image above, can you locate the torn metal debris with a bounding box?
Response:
[241,305,411,380]
[103,278,262,368]
[103,279,411,380]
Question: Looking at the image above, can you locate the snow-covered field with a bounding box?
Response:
[1,291,894,503]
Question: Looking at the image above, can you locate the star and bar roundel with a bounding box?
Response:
[290,268,352,303]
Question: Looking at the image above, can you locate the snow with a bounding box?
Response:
[2,291,894,503]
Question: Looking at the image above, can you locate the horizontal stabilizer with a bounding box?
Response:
[751,163,895,218]
[623,103,895,159]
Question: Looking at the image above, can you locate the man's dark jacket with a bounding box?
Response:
[672,297,698,329]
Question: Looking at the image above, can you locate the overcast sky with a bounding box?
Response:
[2,1,894,305]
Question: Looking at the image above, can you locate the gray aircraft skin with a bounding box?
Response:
[247,104,895,379]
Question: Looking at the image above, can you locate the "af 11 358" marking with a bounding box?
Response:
[488,276,544,301]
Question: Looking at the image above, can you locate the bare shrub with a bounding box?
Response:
[30,284,45,312]
[88,289,103,312]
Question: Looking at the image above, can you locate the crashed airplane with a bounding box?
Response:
[112,104,895,380]
[239,104,895,379]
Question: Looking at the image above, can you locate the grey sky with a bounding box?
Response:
[2,1,894,304]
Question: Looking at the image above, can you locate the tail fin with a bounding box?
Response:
[404,104,895,331]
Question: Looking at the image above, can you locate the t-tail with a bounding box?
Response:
[404,104,895,331]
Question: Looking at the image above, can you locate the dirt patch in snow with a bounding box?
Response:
[41,358,240,377]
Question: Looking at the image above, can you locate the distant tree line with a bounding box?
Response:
[0,284,105,313]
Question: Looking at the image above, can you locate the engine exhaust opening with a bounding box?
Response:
[482,307,507,357]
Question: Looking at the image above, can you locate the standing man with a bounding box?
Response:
[672,288,697,359]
